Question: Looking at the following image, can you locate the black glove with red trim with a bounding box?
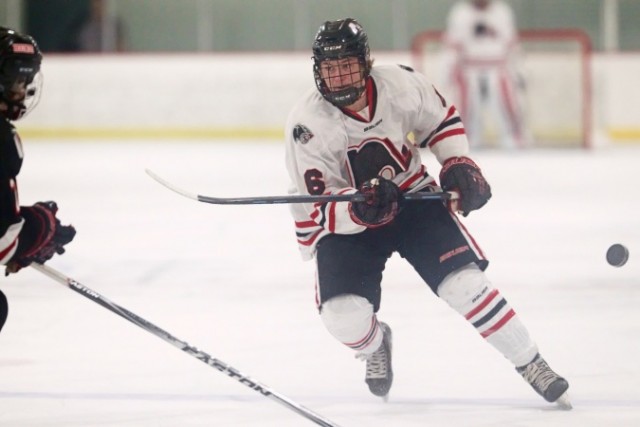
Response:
[5,201,76,275]
[350,177,401,228]
[439,157,491,216]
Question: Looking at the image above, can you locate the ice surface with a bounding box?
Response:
[1,140,639,426]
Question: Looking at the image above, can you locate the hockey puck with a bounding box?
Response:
[606,244,629,267]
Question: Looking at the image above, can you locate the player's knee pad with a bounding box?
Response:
[320,294,382,354]
[437,262,489,312]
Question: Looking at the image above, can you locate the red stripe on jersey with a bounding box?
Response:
[327,199,341,233]
[445,105,456,120]
[428,128,466,148]
[399,166,426,190]
[0,238,18,261]
[452,214,487,259]
[309,198,329,223]
[295,219,318,228]
[421,106,459,147]
[341,78,377,123]
[465,289,499,320]
[328,188,355,233]
[480,309,516,338]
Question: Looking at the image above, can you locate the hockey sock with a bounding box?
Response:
[437,263,538,367]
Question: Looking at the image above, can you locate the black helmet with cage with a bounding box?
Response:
[0,26,42,120]
[312,18,371,107]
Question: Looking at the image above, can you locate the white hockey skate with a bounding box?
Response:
[517,353,572,410]
[363,322,393,400]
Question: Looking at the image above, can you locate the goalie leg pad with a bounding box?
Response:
[437,263,538,367]
[320,294,383,356]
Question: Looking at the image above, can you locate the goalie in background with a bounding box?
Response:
[285,17,570,407]
[0,27,76,333]
[443,0,530,149]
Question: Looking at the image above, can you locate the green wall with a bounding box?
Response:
[1,0,638,52]
[619,0,640,50]
[117,0,604,52]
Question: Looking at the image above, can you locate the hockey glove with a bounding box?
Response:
[5,201,76,275]
[439,157,491,216]
[350,177,401,228]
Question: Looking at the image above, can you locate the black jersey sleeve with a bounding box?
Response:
[0,119,24,254]
[0,119,22,180]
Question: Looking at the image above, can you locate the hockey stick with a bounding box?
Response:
[145,169,453,205]
[31,263,342,427]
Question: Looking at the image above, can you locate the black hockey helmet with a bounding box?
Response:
[312,18,371,107]
[0,26,42,120]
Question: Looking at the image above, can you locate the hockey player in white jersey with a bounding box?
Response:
[285,18,570,406]
[444,0,527,148]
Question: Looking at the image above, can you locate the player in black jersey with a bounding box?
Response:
[0,27,75,333]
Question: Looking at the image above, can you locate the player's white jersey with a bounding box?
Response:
[445,0,517,66]
[285,64,469,260]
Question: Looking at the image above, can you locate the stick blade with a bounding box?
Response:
[145,169,199,201]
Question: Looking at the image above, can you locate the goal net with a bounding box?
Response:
[411,29,592,148]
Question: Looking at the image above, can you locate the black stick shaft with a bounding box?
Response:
[196,190,450,205]
[31,263,341,427]
[145,169,453,205]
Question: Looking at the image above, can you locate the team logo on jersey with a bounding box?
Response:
[293,124,314,144]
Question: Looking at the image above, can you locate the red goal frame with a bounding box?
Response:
[410,29,593,148]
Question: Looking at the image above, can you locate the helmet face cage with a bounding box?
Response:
[312,18,371,107]
[0,27,43,120]
[16,71,43,119]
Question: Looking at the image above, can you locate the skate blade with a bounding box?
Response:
[555,393,572,410]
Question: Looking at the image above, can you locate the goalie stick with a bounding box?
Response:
[31,263,342,427]
[145,169,454,205]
